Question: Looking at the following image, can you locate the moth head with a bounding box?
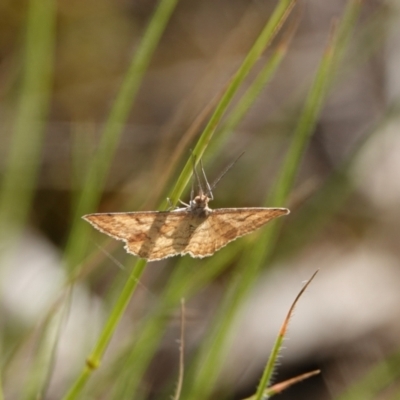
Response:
[193,193,209,207]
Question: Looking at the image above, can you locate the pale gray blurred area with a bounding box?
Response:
[0,230,105,399]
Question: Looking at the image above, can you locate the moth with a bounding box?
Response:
[83,157,289,261]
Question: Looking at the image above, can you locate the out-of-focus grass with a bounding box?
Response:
[208,14,298,158]
[335,349,400,400]
[0,0,56,398]
[277,100,400,258]
[0,0,56,241]
[64,0,181,275]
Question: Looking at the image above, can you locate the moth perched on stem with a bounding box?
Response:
[83,156,289,261]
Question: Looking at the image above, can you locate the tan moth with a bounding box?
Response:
[83,157,289,261]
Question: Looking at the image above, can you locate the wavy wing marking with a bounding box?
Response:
[83,211,206,261]
[183,208,289,258]
[83,207,289,261]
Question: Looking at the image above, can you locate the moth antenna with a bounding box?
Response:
[190,150,204,197]
[200,158,213,200]
[190,170,194,202]
[210,152,245,191]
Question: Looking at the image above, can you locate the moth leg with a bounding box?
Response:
[178,199,190,207]
[172,201,191,212]
[167,197,190,211]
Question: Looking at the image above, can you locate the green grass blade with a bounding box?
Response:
[166,0,297,208]
[253,272,318,400]
[0,0,56,241]
[243,370,321,400]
